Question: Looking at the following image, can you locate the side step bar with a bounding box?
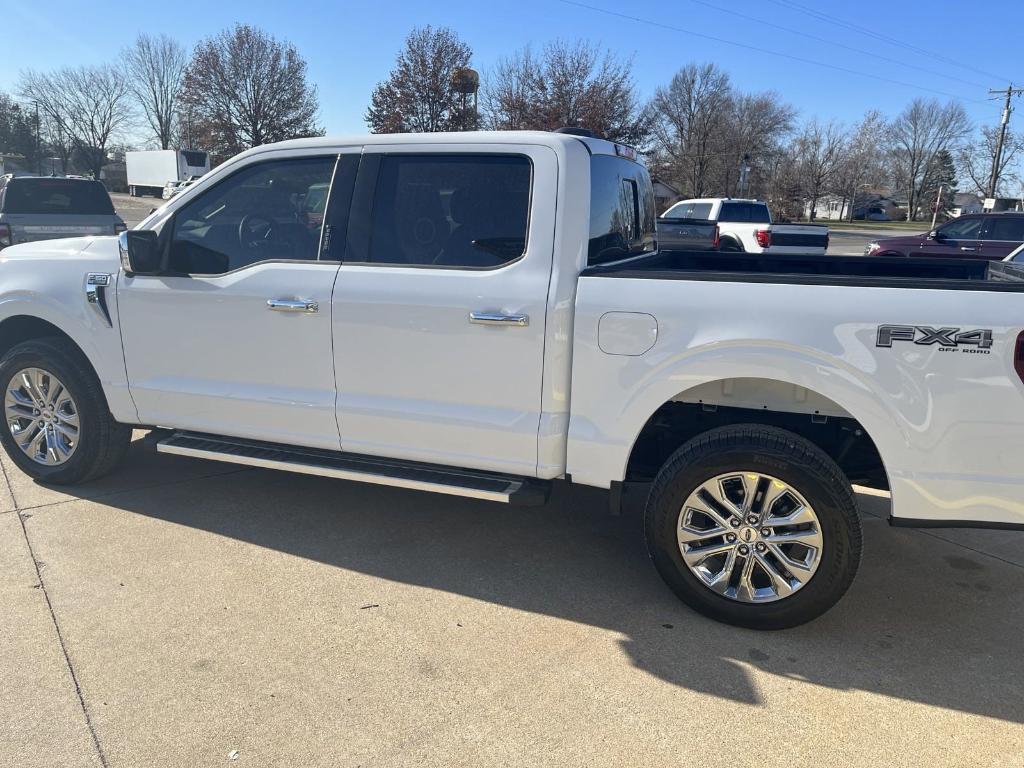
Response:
[156,431,550,506]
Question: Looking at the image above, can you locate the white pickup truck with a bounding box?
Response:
[663,197,829,254]
[1,131,1022,630]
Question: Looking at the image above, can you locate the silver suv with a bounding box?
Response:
[0,175,126,249]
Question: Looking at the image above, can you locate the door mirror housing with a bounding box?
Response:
[928,229,946,241]
[119,230,162,275]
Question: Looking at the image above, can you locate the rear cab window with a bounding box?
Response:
[1,178,115,215]
[588,154,656,265]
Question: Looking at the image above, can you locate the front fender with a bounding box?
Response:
[0,238,137,423]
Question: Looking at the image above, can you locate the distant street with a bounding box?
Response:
[111,193,161,228]
[825,225,915,256]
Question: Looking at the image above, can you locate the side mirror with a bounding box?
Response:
[119,230,162,276]
[928,230,945,241]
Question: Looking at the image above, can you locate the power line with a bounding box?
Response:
[682,0,987,90]
[556,0,987,104]
[765,0,1008,83]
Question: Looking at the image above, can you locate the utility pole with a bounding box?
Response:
[987,85,1024,199]
[33,101,41,175]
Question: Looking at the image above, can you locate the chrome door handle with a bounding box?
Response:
[960,247,977,252]
[267,298,318,313]
[469,311,529,327]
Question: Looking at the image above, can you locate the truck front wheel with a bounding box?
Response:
[644,424,862,629]
[0,338,131,485]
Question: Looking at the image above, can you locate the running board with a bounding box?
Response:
[156,432,549,506]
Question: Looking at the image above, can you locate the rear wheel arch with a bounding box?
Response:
[623,377,891,493]
[718,236,744,252]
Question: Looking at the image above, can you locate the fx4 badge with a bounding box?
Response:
[876,325,993,353]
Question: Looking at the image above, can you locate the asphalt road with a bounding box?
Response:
[111,193,162,228]
[2,431,1022,767]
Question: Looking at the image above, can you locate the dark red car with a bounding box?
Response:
[864,212,1024,259]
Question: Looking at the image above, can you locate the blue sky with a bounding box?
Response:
[2,0,1021,141]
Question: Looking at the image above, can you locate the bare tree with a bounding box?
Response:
[647,63,794,201]
[20,65,133,179]
[887,98,970,221]
[124,34,187,149]
[648,63,732,198]
[181,24,322,158]
[793,119,847,220]
[483,40,648,145]
[958,125,1024,197]
[831,110,887,221]
[367,26,474,133]
[716,92,795,198]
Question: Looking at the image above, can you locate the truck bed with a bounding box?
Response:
[581,249,1024,290]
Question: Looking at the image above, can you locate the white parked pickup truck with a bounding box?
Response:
[1,131,1023,630]
[662,197,829,254]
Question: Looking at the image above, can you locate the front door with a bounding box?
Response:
[331,146,557,476]
[119,152,357,450]
[921,216,983,258]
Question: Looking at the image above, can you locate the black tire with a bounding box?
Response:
[878,250,907,257]
[0,337,131,484]
[719,238,744,252]
[644,424,862,630]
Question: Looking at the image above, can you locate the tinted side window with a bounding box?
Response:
[939,217,983,239]
[719,202,770,223]
[748,204,771,224]
[367,154,531,268]
[589,155,656,265]
[3,179,114,215]
[719,202,747,222]
[168,156,336,275]
[986,217,1024,242]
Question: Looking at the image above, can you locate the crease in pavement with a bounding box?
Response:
[0,456,111,767]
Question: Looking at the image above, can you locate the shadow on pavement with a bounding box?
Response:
[41,436,1024,723]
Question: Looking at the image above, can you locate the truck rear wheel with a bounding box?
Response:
[0,338,131,485]
[644,424,862,629]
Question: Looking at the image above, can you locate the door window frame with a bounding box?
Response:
[153,152,357,277]
[343,150,535,271]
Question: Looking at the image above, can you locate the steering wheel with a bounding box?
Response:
[238,213,274,250]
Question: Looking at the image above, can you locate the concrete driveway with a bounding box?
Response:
[2,432,1022,767]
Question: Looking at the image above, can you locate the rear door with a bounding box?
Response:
[978,216,1024,260]
[331,144,556,476]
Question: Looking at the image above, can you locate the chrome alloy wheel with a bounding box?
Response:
[5,368,80,466]
[677,472,823,603]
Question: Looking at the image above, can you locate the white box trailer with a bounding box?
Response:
[125,149,210,197]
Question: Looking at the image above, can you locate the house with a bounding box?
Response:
[651,178,679,213]
[803,192,900,221]
[983,196,1024,213]
[804,194,847,220]
[950,193,983,217]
